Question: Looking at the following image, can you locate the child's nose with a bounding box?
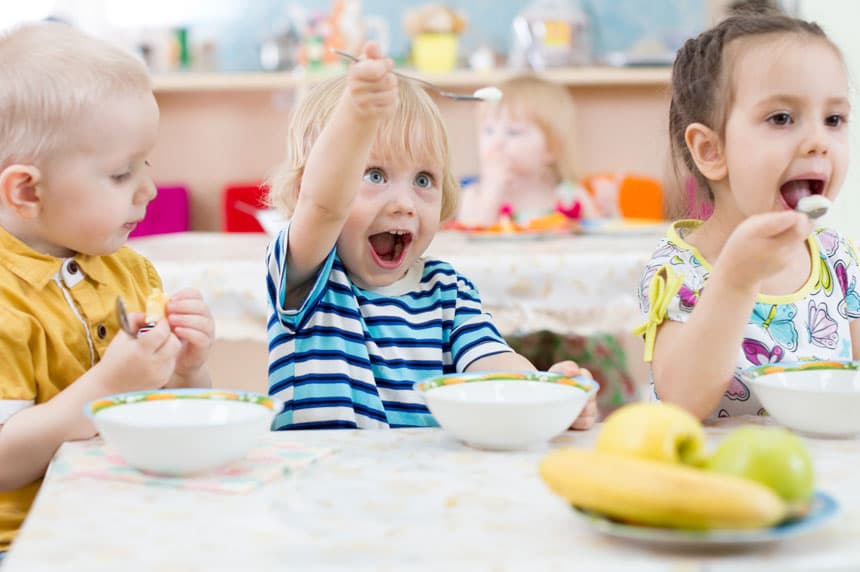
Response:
[388,189,416,216]
[134,177,158,204]
[801,122,830,156]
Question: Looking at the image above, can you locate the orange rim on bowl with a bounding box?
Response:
[742,360,859,381]
[415,371,599,394]
[86,388,283,418]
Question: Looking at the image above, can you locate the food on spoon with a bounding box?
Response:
[795,194,831,218]
[145,288,169,324]
[473,86,503,103]
[540,447,787,530]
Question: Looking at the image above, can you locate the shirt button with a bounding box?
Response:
[67,261,79,274]
[96,324,107,340]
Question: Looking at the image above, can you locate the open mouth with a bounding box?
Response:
[780,179,825,209]
[368,230,413,269]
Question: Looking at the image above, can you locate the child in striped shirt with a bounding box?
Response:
[264,43,597,430]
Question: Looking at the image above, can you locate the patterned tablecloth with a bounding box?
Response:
[128,230,662,341]
[5,418,860,571]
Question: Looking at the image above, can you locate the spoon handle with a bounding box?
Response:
[330,49,482,102]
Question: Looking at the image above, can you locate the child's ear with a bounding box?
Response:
[0,164,43,219]
[684,122,727,182]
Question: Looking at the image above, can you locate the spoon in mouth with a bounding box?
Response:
[795,195,831,220]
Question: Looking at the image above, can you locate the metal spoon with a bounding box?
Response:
[116,296,137,337]
[331,49,484,102]
[795,195,831,220]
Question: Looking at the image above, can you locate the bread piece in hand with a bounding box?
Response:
[145,288,169,324]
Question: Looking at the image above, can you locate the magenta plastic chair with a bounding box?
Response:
[129,185,190,238]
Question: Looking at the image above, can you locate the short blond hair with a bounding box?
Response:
[478,75,579,183]
[267,75,460,222]
[0,22,152,169]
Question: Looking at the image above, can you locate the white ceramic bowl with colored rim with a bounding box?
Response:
[415,372,599,450]
[741,361,860,436]
[85,389,284,476]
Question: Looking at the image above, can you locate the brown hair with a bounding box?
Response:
[669,13,836,205]
[477,74,579,183]
[267,75,460,222]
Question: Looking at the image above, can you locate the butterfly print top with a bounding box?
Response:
[637,221,860,420]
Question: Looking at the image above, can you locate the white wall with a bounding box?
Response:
[800,0,860,240]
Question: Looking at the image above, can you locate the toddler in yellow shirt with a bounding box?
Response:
[0,22,215,553]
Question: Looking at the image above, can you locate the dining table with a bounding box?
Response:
[4,416,859,571]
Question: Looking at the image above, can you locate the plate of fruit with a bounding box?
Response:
[540,403,840,547]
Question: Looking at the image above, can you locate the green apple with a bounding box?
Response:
[707,426,815,502]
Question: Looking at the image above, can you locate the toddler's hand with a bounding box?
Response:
[345,42,398,121]
[98,318,181,393]
[166,288,215,380]
[549,360,598,430]
[718,210,814,292]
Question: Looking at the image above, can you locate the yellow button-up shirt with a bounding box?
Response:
[0,226,162,550]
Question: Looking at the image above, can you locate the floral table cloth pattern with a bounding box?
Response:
[5,420,859,571]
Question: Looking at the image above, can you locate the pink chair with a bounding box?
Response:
[129,185,190,238]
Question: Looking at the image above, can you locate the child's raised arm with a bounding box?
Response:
[285,43,398,293]
[649,211,813,419]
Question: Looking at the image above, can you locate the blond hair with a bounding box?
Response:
[267,75,460,221]
[0,22,152,169]
[479,75,579,183]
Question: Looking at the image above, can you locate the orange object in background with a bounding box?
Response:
[582,173,664,220]
[223,183,269,233]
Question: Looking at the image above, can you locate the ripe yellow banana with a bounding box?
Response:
[540,448,788,530]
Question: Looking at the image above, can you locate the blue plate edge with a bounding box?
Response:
[572,490,839,544]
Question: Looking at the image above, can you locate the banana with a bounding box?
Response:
[540,448,788,530]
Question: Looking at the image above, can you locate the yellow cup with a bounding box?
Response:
[412,33,458,73]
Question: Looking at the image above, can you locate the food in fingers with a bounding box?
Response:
[145,288,169,324]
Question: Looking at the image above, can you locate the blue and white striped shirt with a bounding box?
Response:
[266,225,513,430]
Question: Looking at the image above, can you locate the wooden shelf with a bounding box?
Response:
[152,66,671,93]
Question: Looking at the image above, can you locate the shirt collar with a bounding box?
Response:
[0,225,111,289]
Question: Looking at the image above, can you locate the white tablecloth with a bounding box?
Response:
[128,230,661,341]
[5,418,859,571]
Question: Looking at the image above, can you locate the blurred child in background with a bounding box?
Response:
[457,75,599,226]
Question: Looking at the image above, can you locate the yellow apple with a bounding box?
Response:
[596,402,706,466]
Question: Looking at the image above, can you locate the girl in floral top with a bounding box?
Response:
[635,12,860,420]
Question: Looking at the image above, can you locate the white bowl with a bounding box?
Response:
[742,361,860,436]
[415,372,598,450]
[86,389,284,476]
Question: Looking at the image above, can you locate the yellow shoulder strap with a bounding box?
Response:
[632,264,684,362]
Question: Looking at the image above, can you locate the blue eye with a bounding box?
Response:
[414,172,434,189]
[363,168,386,184]
[767,112,792,126]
